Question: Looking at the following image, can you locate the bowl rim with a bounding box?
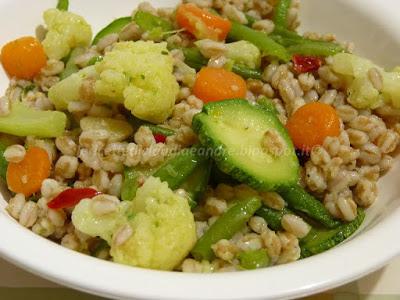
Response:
[0,206,399,300]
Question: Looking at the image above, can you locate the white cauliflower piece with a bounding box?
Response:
[42,8,92,60]
[72,177,196,271]
[226,41,261,69]
[94,41,179,123]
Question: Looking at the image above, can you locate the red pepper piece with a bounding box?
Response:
[292,55,323,73]
[154,134,167,143]
[47,188,100,209]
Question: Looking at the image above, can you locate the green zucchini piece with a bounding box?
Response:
[92,17,132,45]
[179,159,212,208]
[60,47,85,80]
[192,99,300,192]
[191,197,262,261]
[153,149,207,190]
[0,103,67,138]
[256,206,293,231]
[209,164,239,186]
[56,0,68,11]
[278,185,341,228]
[0,142,8,181]
[301,209,365,257]
[238,249,270,270]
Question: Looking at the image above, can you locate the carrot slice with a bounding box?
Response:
[286,102,340,152]
[193,67,247,103]
[176,4,231,41]
[6,147,51,196]
[1,36,47,79]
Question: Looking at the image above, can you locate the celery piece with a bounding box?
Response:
[0,103,67,138]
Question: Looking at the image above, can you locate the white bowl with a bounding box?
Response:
[0,0,400,299]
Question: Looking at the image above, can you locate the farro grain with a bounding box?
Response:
[259,192,286,210]
[281,214,311,239]
[376,129,399,154]
[4,144,26,163]
[298,73,315,92]
[41,59,64,76]
[248,216,268,234]
[304,89,319,103]
[119,23,142,41]
[277,232,300,264]
[261,229,282,264]
[319,90,337,105]
[379,155,394,174]
[212,239,238,262]
[19,201,38,228]
[55,155,79,179]
[6,194,26,219]
[0,96,10,116]
[113,224,133,247]
[91,194,120,216]
[310,146,331,166]
[61,233,81,251]
[109,174,123,197]
[252,20,275,33]
[236,233,263,251]
[32,217,56,237]
[205,197,228,216]
[354,178,378,207]
[47,208,66,227]
[359,143,382,165]
[305,161,327,193]
[214,184,235,201]
[92,170,110,192]
[368,67,383,91]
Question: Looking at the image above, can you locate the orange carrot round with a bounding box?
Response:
[193,67,247,103]
[176,3,232,41]
[7,146,51,197]
[1,36,47,80]
[286,102,340,152]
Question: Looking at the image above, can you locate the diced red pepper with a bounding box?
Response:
[154,134,167,143]
[47,188,100,209]
[292,55,323,73]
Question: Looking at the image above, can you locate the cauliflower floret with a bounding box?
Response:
[72,177,196,271]
[226,41,261,69]
[94,41,179,123]
[42,8,92,60]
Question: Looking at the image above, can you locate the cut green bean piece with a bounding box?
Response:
[228,22,291,62]
[144,124,175,137]
[287,41,344,57]
[134,10,174,33]
[179,159,212,208]
[0,142,8,181]
[56,0,69,11]
[87,56,103,66]
[256,206,293,231]
[191,197,262,261]
[273,0,292,28]
[244,14,257,27]
[153,149,208,190]
[232,64,262,80]
[92,17,132,45]
[60,47,85,80]
[301,209,365,257]
[238,249,270,270]
[121,168,142,201]
[278,185,341,228]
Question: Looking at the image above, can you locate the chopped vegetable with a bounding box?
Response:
[80,117,133,142]
[92,17,132,45]
[59,47,85,80]
[226,41,261,69]
[257,97,279,115]
[231,64,262,80]
[193,99,300,192]
[121,166,154,202]
[145,124,175,137]
[0,142,8,181]
[56,0,69,11]
[301,209,365,257]
[228,22,291,62]
[238,249,270,270]
[134,10,173,39]
[256,206,293,231]
[193,67,247,103]
[153,134,167,143]
[6,147,51,196]
[42,8,92,60]
[0,102,67,138]
[87,55,103,66]
[0,37,47,79]
[287,41,344,57]
[191,197,262,261]
[278,185,341,228]
[292,55,323,73]
[286,102,340,152]
[47,188,99,209]
[176,3,232,41]
[273,0,292,29]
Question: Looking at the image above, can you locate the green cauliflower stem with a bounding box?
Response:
[226,41,261,69]
[48,41,179,123]
[72,177,196,271]
[42,8,92,60]
[330,53,400,109]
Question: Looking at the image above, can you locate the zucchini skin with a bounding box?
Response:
[278,185,341,228]
[300,209,365,258]
[192,99,300,192]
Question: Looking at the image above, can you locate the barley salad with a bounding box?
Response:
[0,0,399,273]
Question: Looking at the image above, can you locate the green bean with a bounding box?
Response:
[287,41,344,57]
[179,160,212,208]
[87,56,103,66]
[153,148,208,190]
[56,0,69,11]
[59,47,85,80]
[191,197,262,261]
[256,206,293,231]
[121,168,143,201]
[278,185,341,228]
[232,64,262,80]
[0,142,8,181]
[228,22,291,62]
[133,11,173,33]
[244,14,257,27]
[238,249,270,270]
[144,124,175,137]
[273,0,292,28]
[92,17,132,45]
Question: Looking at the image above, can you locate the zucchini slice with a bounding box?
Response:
[192,99,299,191]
